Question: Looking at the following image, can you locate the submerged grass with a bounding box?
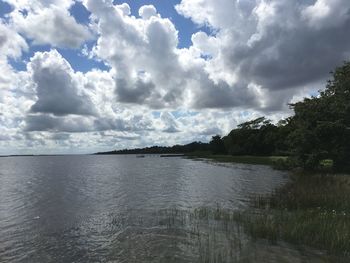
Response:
[150,205,348,262]
[185,152,287,166]
[238,173,350,256]
[152,207,248,263]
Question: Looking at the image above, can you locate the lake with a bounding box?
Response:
[0,155,337,262]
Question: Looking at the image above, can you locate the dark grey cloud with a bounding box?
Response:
[220,1,350,97]
[231,19,350,92]
[98,131,140,141]
[160,112,180,133]
[0,134,11,141]
[25,114,154,133]
[0,34,6,47]
[50,133,71,141]
[29,50,96,116]
[199,127,222,136]
[94,118,131,132]
[94,115,154,133]
[162,127,180,133]
[193,77,258,109]
[115,78,155,104]
[25,114,92,133]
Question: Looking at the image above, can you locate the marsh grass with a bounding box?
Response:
[155,207,248,262]
[156,174,350,262]
[239,173,350,256]
[184,154,350,257]
[185,153,287,166]
[148,205,346,262]
[107,175,350,261]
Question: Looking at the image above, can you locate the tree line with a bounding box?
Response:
[211,62,350,171]
[96,141,209,155]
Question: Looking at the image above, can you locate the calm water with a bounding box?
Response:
[0,155,337,262]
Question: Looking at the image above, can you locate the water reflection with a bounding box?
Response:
[0,155,341,262]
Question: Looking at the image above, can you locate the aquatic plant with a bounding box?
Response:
[238,173,350,256]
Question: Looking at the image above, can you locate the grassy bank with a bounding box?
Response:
[236,173,350,256]
[185,152,288,166]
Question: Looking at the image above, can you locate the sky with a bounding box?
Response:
[0,0,350,155]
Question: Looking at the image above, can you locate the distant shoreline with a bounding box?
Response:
[0,154,85,157]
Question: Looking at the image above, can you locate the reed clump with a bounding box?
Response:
[237,173,350,256]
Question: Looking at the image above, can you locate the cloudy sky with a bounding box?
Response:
[0,0,349,154]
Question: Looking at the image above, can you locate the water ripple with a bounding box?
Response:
[1,155,336,262]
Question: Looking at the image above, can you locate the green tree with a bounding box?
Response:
[223,117,281,156]
[289,62,350,170]
[209,135,227,154]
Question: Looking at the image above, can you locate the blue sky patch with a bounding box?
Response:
[0,0,12,17]
[113,0,212,48]
[8,44,51,71]
[57,44,110,73]
[69,1,91,25]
